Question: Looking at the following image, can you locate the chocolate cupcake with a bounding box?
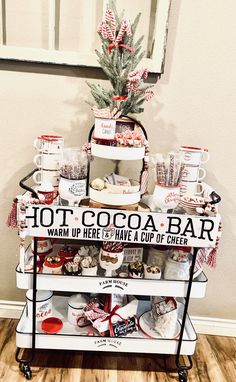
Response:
[128,261,144,278]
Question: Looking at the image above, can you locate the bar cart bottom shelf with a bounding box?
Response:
[16,296,197,355]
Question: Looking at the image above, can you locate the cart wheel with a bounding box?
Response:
[24,369,32,380]
[19,363,32,380]
[178,370,187,382]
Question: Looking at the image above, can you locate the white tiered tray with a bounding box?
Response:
[16,296,197,355]
[91,143,145,160]
[89,187,140,205]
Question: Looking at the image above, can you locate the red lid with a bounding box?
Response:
[41,317,63,334]
[180,145,208,152]
[41,135,63,142]
[44,257,64,268]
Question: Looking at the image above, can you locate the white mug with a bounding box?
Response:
[181,166,206,182]
[180,146,209,166]
[180,181,204,196]
[58,177,87,206]
[33,152,62,171]
[33,169,60,187]
[36,181,55,204]
[34,135,64,154]
[152,185,180,213]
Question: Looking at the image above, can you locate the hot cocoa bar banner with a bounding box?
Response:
[24,205,220,248]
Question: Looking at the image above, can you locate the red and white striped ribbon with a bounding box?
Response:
[140,170,149,195]
[92,106,121,120]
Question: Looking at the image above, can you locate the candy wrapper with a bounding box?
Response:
[104,173,130,186]
[60,149,88,180]
[151,151,185,187]
[151,296,178,338]
[92,299,138,335]
[114,129,145,147]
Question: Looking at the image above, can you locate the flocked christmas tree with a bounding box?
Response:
[87,1,154,119]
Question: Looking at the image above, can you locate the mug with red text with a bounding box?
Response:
[179,146,209,166]
[180,181,204,196]
[33,169,60,187]
[33,152,62,171]
[37,181,55,204]
[34,135,64,154]
[153,184,180,213]
[181,166,206,182]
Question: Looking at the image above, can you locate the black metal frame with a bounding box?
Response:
[15,170,39,379]
[15,121,220,381]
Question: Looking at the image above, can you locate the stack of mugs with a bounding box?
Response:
[33,135,64,198]
[179,146,209,196]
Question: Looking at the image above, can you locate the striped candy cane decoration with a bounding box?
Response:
[140,169,149,195]
[128,68,148,81]
[145,89,154,101]
[97,21,103,33]
[127,68,149,90]
[105,9,116,31]
[140,142,150,194]
[105,24,115,41]
[123,19,132,36]
[116,20,127,42]
[101,22,108,39]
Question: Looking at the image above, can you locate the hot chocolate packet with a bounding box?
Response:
[151,296,177,321]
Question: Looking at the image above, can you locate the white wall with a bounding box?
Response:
[0,0,236,319]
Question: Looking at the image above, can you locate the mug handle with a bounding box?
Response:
[195,183,204,195]
[33,170,42,184]
[33,154,42,168]
[198,167,206,181]
[33,138,42,151]
[201,150,210,163]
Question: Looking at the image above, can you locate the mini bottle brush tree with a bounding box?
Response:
[87,1,154,119]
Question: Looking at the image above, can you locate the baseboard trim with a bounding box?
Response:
[0,300,25,319]
[0,300,236,337]
[191,315,236,337]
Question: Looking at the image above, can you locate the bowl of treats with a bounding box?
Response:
[144,264,162,280]
[90,173,141,205]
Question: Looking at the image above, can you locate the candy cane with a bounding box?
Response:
[116,20,127,42]
[105,9,116,31]
[123,19,132,36]
[145,89,154,101]
[97,21,103,33]
[106,24,115,41]
[140,170,149,195]
[101,22,108,39]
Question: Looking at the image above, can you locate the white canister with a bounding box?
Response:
[147,246,169,272]
[164,257,191,280]
[26,290,53,322]
[68,294,88,326]
[81,265,98,276]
